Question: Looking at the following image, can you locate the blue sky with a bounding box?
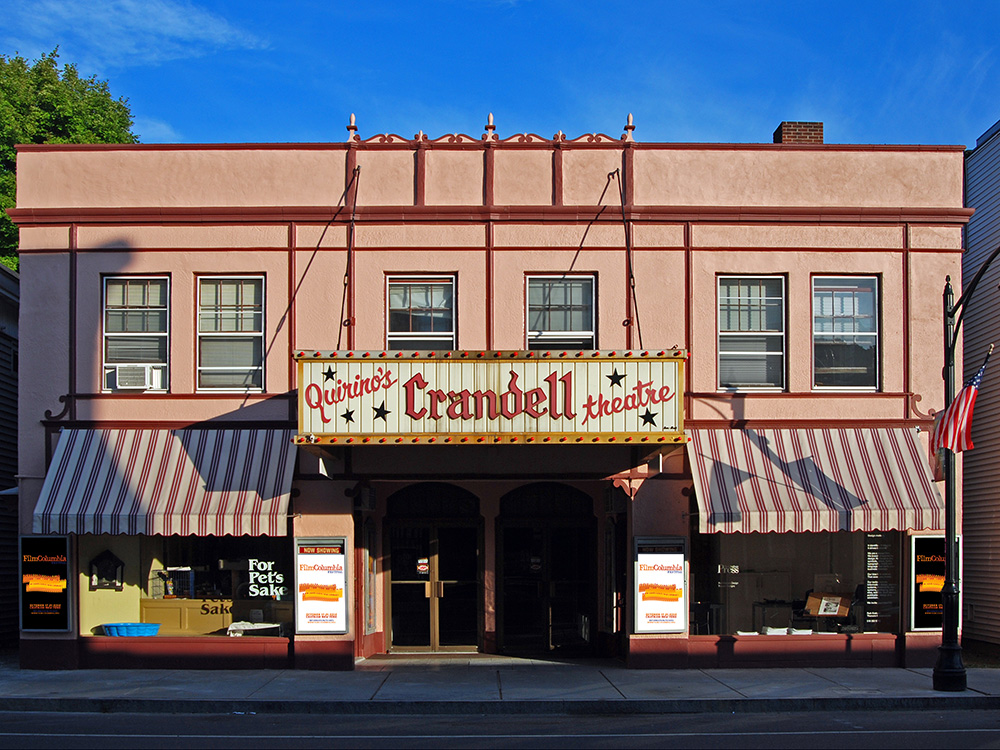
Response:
[4,1,999,147]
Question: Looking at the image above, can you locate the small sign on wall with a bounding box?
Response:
[20,536,70,632]
[864,531,900,633]
[634,537,686,634]
[295,538,348,634]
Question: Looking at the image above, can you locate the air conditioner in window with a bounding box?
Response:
[115,364,152,390]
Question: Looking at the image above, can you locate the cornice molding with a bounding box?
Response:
[14,141,968,154]
[8,204,974,227]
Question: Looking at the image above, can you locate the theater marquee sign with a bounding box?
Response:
[295,350,685,444]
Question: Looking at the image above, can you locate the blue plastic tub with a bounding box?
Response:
[102,622,160,637]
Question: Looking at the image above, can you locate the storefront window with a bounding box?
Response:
[138,536,293,636]
[689,531,901,635]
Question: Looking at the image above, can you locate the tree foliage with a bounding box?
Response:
[0,49,137,270]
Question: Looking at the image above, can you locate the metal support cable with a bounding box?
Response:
[337,165,362,350]
[610,168,643,349]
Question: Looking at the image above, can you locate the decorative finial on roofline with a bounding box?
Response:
[347,113,357,137]
[483,112,497,142]
[623,113,635,141]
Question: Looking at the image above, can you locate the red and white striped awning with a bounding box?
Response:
[33,429,296,536]
[687,428,943,534]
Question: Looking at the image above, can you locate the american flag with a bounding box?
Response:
[931,348,993,453]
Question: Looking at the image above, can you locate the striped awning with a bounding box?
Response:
[687,428,943,534]
[33,429,296,536]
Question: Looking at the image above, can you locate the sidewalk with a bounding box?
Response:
[3,652,1000,715]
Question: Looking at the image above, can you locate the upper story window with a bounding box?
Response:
[387,277,455,349]
[717,276,785,390]
[526,275,595,349]
[812,276,879,389]
[197,276,264,391]
[103,277,169,391]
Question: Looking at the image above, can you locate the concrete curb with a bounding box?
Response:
[2,695,998,715]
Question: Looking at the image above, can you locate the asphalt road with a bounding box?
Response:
[2,709,1000,749]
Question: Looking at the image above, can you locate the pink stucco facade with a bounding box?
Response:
[10,121,967,669]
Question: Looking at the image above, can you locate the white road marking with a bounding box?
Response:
[1,728,999,740]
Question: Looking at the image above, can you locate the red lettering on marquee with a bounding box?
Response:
[580,379,674,426]
[404,369,575,422]
[404,373,429,419]
[307,364,670,430]
[304,367,397,423]
[524,387,545,417]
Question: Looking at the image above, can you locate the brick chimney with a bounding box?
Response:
[773,121,823,144]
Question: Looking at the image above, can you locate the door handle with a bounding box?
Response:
[425,582,445,598]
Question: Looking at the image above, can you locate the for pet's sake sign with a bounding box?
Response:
[247,559,287,598]
[296,350,685,444]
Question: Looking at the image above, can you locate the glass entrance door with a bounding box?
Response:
[388,526,431,648]
[388,523,479,651]
[500,523,595,654]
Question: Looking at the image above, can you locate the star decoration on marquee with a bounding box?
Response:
[323,366,337,382]
[606,368,626,387]
[341,409,355,424]
[640,409,657,427]
[373,401,391,422]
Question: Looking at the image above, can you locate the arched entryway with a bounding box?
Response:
[385,483,482,652]
[497,483,596,655]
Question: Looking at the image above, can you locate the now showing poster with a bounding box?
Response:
[21,536,70,631]
[634,537,686,633]
[912,535,950,631]
[295,538,347,634]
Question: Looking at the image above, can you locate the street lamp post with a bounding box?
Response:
[933,243,1000,692]
[933,275,963,691]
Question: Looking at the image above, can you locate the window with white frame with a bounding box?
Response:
[717,276,785,389]
[197,277,264,390]
[387,277,456,349]
[526,275,595,349]
[812,276,879,389]
[103,277,169,391]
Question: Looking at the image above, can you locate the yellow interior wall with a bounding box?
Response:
[140,536,165,596]
[76,535,142,636]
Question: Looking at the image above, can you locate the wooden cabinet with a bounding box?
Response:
[140,598,294,635]
[140,598,234,635]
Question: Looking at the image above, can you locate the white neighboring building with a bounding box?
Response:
[962,120,1000,646]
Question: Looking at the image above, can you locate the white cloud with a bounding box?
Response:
[4,0,267,71]
[132,116,183,143]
